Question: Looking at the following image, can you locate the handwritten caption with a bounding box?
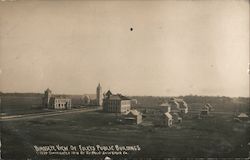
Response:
[34,144,141,156]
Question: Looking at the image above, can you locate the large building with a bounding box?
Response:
[50,97,71,109]
[103,90,131,114]
[43,88,71,109]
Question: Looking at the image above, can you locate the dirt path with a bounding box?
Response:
[0,107,102,122]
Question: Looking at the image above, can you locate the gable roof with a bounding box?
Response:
[105,90,112,97]
[105,92,130,101]
[97,83,101,89]
[202,105,210,111]
[168,101,180,110]
[126,110,141,116]
[205,103,213,109]
[45,88,52,93]
[164,112,172,119]
[51,95,70,99]
[179,101,188,108]
[159,103,171,107]
[238,113,249,118]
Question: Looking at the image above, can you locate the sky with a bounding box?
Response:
[0,0,249,97]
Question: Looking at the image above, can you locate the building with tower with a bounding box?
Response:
[43,88,71,109]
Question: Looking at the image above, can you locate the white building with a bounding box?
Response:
[124,109,142,124]
[168,98,188,114]
[43,88,71,110]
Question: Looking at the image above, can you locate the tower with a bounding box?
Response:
[43,88,52,108]
[96,83,103,106]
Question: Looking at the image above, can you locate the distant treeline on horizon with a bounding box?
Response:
[0,92,249,115]
[0,92,249,98]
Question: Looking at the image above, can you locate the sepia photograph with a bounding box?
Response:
[0,0,249,159]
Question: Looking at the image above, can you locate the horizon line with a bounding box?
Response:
[0,91,249,98]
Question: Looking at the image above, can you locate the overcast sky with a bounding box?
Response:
[0,0,249,97]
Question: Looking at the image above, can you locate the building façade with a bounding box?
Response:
[43,88,71,109]
[102,90,131,114]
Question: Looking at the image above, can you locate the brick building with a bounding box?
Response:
[103,90,131,114]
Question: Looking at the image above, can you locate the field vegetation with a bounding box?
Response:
[1,93,249,159]
[1,110,250,159]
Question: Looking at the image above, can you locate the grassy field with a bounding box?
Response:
[1,110,250,159]
[0,95,44,115]
[0,94,83,115]
[1,94,249,159]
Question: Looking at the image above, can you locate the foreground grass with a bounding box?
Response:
[1,111,250,159]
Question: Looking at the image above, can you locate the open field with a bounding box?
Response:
[1,110,250,159]
[0,95,44,115]
[1,94,249,159]
[0,94,83,115]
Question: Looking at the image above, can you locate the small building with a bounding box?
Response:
[205,103,214,111]
[124,110,142,124]
[103,90,131,114]
[168,98,189,115]
[169,99,180,114]
[200,105,210,116]
[163,112,173,127]
[237,113,249,121]
[130,99,138,108]
[179,100,188,114]
[172,112,182,123]
[154,111,173,127]
[159,103,171,113]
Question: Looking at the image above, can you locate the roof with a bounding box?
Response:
[168,101,180,110]
[202,105,209,110]
[159,103,170,107]
[205,103,213,108]
[169,98,187,109]
[172,112,180,117]
[97,83,101,89]
[118,94,131,100]
[45,88,52,92]
[106,90,112,96]
[51,96,71,100]
[238,113,249,118]
[179,101,188,108]
[169,97,183,102]
[169,100,179,106]
[105,93,130,101]
[127,110,141,116]
[164,112,172,119]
